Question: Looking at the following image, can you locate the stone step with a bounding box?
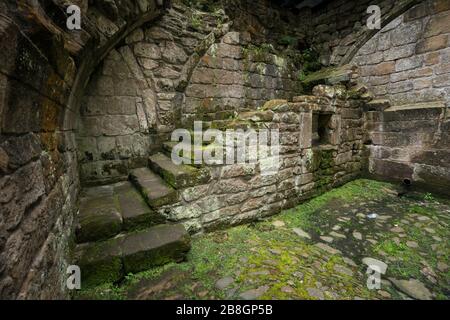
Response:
[162,141,197,166]
[76,182,167,244]
[76,190,123,244]
[114,182,166,231]
[148,152,211,189]
[74,224,191,287]
[129,167,178,208]
[162,141,226,167]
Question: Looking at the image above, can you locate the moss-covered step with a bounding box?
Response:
[148,152,211,189]
[74,224,191,288]
[163,141,197,166]
[129,168,178,208]
[74,236,123,288]
[76,192,123,244]
[113,181,166,231]
[162,141,226,167]
[121,224,191,274]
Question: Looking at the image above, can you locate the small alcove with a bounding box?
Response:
[312,112,332,146]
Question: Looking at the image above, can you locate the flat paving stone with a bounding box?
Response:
[389,278,433,300]
[239,286,269,300]
[292,227,311,239]
[320,236,334,243]
[272,220,285,227]
[215,277,234,290]
[406,241,419,248]
[352,231,363,240]
[307,287,324,300]
[315,243,341,255]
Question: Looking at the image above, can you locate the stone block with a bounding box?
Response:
[388,81,414,94]
[369,158,414,181]
[432,74,450,87]
[121,224,190,274]
[149,153,211,188]
[424,11,450,37]
[76,195,122,243]
[162,42,188,64]
[395,56,423,72]
[391,21,422,46]
[383,44,415,61]
[101,115,139,136]
[133,43,161,59]
[299,112,312,149]
[114,182,164,230]
[129,167,178,208]
[413,163,450,191]
[74,237,123,287]
[416,34,448,54]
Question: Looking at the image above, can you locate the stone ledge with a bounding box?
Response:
[384,101,445,112]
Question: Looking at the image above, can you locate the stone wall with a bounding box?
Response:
[183,31,302,126]
[78,4,228,184]
[1,0,447,300]
[79,2,304,184]
[352,0,450,105]
[0,0,166,299]
[353,0,450,193]
[364,105,450,193]
[305,0,421,66]
[156,85,365,233]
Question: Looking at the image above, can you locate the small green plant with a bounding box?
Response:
[296,48,322,83]
[278,35,297,47]
[183,0,221,12]
[424,192,435,202]
[190,14,202,30]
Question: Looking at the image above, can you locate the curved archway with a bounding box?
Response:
[0,0,167,299]
[338,0,421,65]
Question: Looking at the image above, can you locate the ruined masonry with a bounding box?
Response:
[0,0,449,299]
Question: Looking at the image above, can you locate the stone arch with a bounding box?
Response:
[75,4,232,185]
[0,0,168,299]
[338,0,421,66]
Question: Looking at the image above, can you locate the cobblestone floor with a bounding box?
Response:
[77,179,450,300]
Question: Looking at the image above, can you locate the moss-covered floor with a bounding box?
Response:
[76,179,450,300]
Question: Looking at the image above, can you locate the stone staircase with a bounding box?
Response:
[74,151,210,287]
[74,107,281,287]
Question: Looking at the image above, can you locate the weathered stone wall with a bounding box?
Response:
[352,0,450,105]
[310,0,422,66]
[80,2,305,184]
[183,31,302,126]
[0,0,166,299]
[78,48,152,185]
[1,0,447,300]
[353,0,450,193]
[156,85,365,233]
[78,4,229,184]
[364,105,450,193]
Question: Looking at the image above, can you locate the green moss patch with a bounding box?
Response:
[75,179,450,300]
